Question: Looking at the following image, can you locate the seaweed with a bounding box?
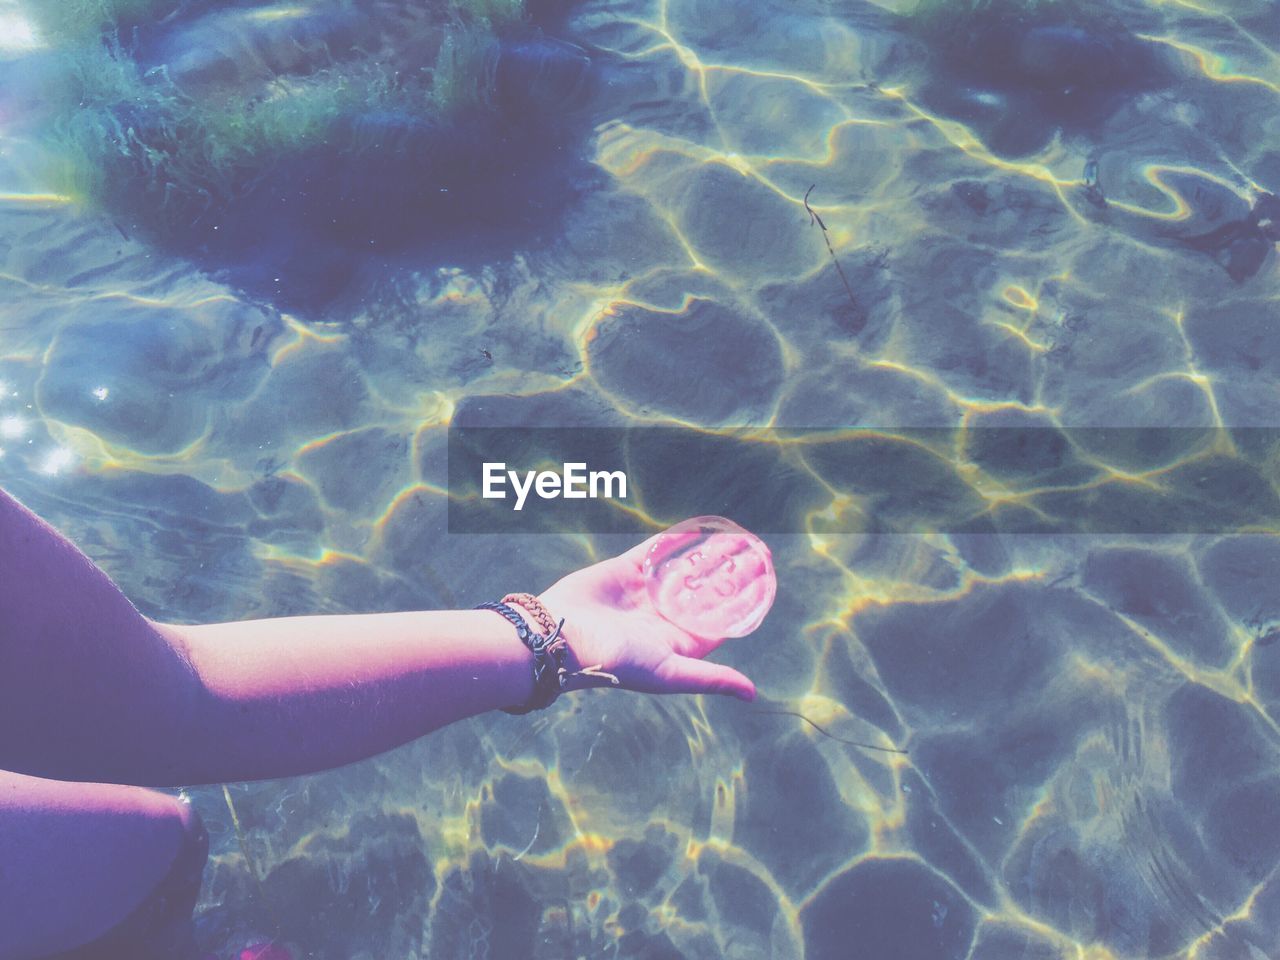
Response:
[26,0,600,311]
[24,0,177,43]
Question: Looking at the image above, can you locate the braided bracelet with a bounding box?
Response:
[477,599,619,714]
[502,593,558,635]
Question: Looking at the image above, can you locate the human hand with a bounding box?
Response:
[538,531,759,702]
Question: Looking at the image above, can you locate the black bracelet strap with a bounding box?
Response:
[477,600,569,715]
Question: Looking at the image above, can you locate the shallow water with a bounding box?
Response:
[1,0,1279,958]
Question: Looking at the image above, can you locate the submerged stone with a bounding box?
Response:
[969,921,1067,960]
[734,736,869,896]
[1177,193,1280,282]
[586,298,784,425]
[1166,682,1279,814]
[493,36,595,115]
[904,0,1174,155]
[426,851,541,960]
[802,857,975,960]
[1206,776,1280,883]
[1082,548,1234,667]
[262,812,436,960]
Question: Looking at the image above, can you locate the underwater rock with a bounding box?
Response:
[493,35,595,115]
[261,812,436,960]
[36,298,279,455]
[905,0,1173,156]
[294,426,413,517]
[777,358,960,428]
[1064,151,1277,283]
[1166,682,1279,814]
[733,735,869,896]
[586,298,784,425]
[802,857,975,960]
[700,852,779,943]
[425,850,542,959]
[1006,817,1183,953]
[479,773,569,858]
[1081,548,1234,667]
[1005,780,1249,957]
[912,704,1091,862]
[18,0,602,311]
[961,408,1086,487]
[855,581,1092,726]
[901,770,998,907]
[607,825,679,899]
[621,428,827,534]
[1252,625,1280,713]
[1198,536,1280,632]
[1177,192,1280,282]
[1013,25,1130,96]
[1205,775,1280,884]
[969,922,1067,960]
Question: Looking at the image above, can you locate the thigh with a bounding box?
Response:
[0,770,207,960]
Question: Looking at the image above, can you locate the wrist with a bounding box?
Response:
[533,594,620,695]
[514,593,603,693]
[479,595,619,713]
[461,609,540,713]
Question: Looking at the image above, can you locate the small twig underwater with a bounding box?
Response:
[222,785,283,935]
[513,803,543,861]
[753,704,909,755]
[804,184,860,315]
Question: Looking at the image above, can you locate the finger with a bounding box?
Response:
[656,655,757,702]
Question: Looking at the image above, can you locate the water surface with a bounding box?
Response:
[1,0,1278,957]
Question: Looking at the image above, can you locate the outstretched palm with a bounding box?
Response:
[539,532,757,702]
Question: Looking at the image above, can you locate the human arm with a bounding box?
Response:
[0,487,754,787]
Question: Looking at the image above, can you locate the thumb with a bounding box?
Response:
[656,655,757,701]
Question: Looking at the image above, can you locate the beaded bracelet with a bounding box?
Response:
[477,599,620,714]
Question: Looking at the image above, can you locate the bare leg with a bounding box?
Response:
[0,770,207,960]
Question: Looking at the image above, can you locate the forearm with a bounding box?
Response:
[155,610,537,785]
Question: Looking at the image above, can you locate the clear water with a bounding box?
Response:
[1,0,1278,958]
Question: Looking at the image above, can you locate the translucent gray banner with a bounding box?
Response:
[446,427,1280,534]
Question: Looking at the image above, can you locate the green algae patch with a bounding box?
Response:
[25,0,175,43]
[32,1,529,242]
[19,1,600,311]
